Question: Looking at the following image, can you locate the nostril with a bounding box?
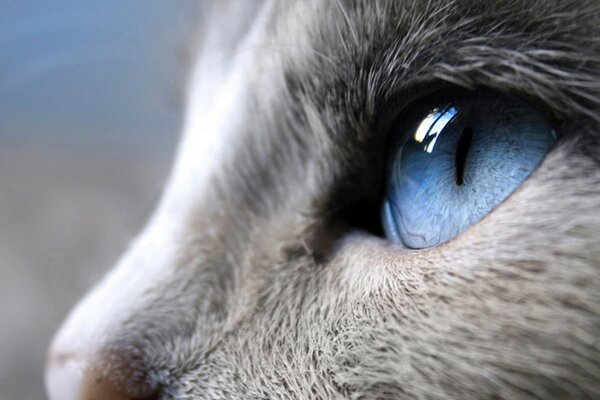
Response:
[45,350,160,400]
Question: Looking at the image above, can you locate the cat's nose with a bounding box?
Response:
[44,229,177,400]
[45,350,84,400]
[44,288,161,400]
[45,350,152,400]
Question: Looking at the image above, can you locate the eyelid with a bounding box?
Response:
[381,87,561,144]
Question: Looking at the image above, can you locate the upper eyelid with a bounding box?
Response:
[370,85,562,148]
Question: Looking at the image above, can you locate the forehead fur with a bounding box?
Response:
[52,1,600,399]
[210,0,600,211]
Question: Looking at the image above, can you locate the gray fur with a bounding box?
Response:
[47,1,600,399]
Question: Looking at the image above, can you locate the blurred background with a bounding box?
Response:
[0,2,202,398]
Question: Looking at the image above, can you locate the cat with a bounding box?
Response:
[45,1,600,399]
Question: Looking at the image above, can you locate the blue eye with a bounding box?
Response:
[382,91,556,249]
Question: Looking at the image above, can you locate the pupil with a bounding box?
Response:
[455,127,473,186]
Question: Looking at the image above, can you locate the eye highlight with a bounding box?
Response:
[382,91,556,249]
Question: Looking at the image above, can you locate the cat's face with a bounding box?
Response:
[46,1,600,399]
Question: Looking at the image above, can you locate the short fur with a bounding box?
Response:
[47,1,600,399]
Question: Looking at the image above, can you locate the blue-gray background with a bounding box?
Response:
[0,2,201,398]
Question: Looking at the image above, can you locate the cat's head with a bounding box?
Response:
[46,1,600,399]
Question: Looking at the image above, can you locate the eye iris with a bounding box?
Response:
[382,91,556,249]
